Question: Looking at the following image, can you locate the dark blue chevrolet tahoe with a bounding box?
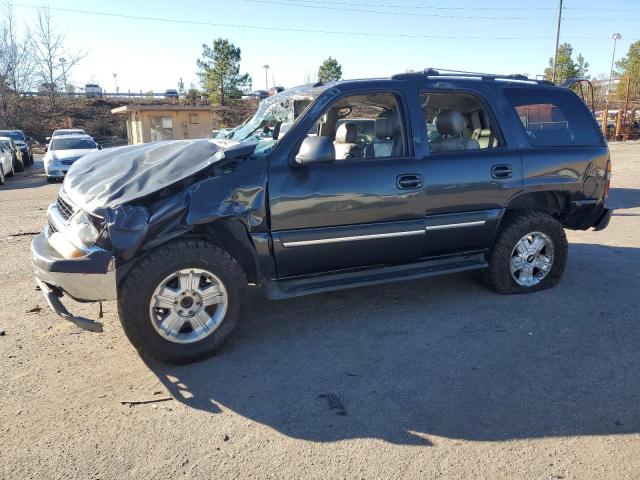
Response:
[32,70,612,364]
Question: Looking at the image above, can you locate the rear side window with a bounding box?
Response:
[503,88,601,147]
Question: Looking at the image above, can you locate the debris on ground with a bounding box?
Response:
[319,393,347,415]
[120,397,173,407]
[223,434,230,442]
[9,232,40,237]
[0,329,5,336]
[26,306,42,314]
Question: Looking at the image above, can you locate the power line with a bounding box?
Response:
[275,0,640,14]
[245,0,640,21]
[12,3,613,41]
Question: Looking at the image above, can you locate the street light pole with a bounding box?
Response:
[551,0,563,84]
[608,33,621,97]
[263,64,269,91]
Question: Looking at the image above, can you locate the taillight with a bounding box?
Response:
[603,160,612,199]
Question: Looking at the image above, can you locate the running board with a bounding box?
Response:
[267,253,487,300]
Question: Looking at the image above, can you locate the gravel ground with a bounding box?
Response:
[1,144,639,480]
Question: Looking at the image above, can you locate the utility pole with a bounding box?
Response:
[263,64,270,90]
[551,0,563,84]
[608,33,621,98]
[113,73,119,96]
[60,57,67,92]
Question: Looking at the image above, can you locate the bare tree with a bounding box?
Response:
[0,3,34,125]
[29,6,85,105]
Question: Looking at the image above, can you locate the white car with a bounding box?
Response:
[44,135,100,183]
[0,140,15,185]
[46,129,88,151]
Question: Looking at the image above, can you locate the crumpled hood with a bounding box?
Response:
[62,139,256,213]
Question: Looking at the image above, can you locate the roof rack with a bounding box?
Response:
[392,68,555,86]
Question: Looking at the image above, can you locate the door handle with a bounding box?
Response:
[397,174,423,190]
[491,164,513,179]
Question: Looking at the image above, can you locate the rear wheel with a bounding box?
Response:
[14,157,24,173]
[6,159,14,177]
[482,211,567,294]
[118,239,246,364]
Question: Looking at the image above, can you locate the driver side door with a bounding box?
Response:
[268,89,428,278]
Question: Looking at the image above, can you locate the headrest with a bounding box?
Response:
[375,110,399,139]
[335,122,358,143]
[436,110,465,136]
[472,128,491,139]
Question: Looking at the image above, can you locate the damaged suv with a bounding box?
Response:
[32,70,612,364]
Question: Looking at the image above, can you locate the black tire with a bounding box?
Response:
[6,159,14,177]
[118,239,247,364]
[14,157,24,173]
[482,211,567,294]
[46,177,57,183]
[0,165,5,185]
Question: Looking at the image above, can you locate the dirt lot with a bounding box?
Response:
[1,144,639,480]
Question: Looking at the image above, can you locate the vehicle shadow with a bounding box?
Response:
[608,187,640,210]
[148,243,640,445]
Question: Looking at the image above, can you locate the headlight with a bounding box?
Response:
[67,210,101,249]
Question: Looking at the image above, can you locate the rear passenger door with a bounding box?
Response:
[418,89,524,257]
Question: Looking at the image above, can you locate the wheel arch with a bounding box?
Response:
[117,218,262,286]
[504,190,570,220]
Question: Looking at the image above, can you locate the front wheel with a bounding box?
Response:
[482,211,567,294]
[0,165,5,185]
[14,157,24,173]
[118,239,246,364]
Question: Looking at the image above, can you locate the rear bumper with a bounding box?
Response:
[563,199,613,231]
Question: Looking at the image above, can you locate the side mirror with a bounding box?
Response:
[97,144,102,150]
[45,136,51,142]
[45,143,49,152]
[295,136,335,165]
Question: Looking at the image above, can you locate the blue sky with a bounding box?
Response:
[12,0,640,92]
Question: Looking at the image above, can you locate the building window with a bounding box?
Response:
[189,113,200,124]
[149,116,173,141]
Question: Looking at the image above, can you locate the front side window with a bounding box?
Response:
[503,88,601,147]
[420,91,502,154]
[309,91,406,160]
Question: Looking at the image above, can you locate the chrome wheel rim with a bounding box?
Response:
[149,268,228,344]
[510,231,555,287]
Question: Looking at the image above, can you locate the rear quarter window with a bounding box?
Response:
[503,88,601,147]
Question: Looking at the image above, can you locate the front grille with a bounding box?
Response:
[56,196,75,221]
[61,159,77,166]
[48,218,58,234]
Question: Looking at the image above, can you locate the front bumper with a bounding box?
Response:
[45,164,69,178]
[32,232,116,302]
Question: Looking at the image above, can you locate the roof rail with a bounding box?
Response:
[391,68,555,86]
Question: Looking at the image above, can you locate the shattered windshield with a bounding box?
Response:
[226,87,322,145]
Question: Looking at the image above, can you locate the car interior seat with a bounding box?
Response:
[429,110,480,152]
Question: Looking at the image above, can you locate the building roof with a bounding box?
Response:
[111,105,229,114]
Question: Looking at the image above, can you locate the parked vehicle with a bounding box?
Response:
[268,86,285,96]
[0,130,33,166]
[0,140,15,185]
[43,134,101,182]
[0,137,25,172]
[46,129,88,151]
[84,84,103,97]
[164,89,179,98]
[251,90,269,99]
[32,70,612,364]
